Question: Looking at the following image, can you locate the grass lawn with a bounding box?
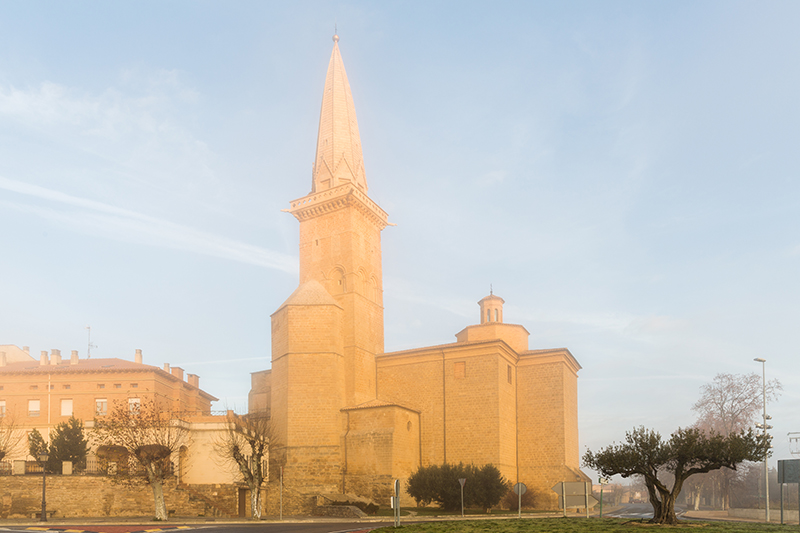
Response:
[371,517,789,532]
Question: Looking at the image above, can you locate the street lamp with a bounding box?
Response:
[754,357,770,522]
[38,452,49,522]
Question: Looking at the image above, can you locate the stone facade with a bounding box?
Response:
[248,35,589,510]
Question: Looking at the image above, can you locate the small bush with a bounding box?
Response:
[407,463,509,512]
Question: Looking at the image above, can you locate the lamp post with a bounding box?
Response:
[38,452,49,522]
[754,357,770,522]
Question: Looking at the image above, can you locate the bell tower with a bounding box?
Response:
[285,33,389,407]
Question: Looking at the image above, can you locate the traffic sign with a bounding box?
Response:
[513,483,527,495]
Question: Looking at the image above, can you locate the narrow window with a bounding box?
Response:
[29,385,38,390]
[97,384,105,389]
[28,399,40,417]
[487,309,491,323]
[128,397,141,414]
[63,384,71,390]
[495,309,499,322]
[130,383,138,388]
[96,399,108,416]
[61,399,73,417]
[114,383,122,389]
[507,365,513,384]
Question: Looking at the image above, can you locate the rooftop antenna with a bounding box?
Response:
[490,284,493,295]
[85,326,96,359]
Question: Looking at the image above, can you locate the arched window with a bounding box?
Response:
[495,309,499,322]
[487,309,492,323]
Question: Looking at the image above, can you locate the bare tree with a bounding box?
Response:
[92,399,187,520]
[215,412,274,519]
[693,372,781,436]
[690,372,782,509]
[0,413,23,461]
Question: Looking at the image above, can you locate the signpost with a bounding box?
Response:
[552,481,598,518]
[458,478,467,517]
[599,477,610,518]
[513,483,527,519]
[393,479,401,528]
[778,459,800,526]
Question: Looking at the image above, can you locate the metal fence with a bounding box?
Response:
[0,457,175,477]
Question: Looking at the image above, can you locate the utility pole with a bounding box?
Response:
[754,357,771,523]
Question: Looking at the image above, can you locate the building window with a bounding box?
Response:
[487,309,491,323]
[130,383,138,388]
[97,384,105,389]
[63,384,71,390]
[28,399,40,417]
[61,399,73,417]
[0,385,4,391]
[454,361,466,379]
[507,364,513,384]
[114,384,122,389]
[128,398,141,414]
[0,400,5,417]
[495,309,499,322]
[96,399,107,416]
[29,385,38,390]
[49,385,54,390]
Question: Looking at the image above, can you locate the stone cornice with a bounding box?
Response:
[286,184,389,229]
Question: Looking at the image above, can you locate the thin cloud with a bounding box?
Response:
[0,176,297,273]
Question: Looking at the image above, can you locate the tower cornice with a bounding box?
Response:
[285,183,389,229]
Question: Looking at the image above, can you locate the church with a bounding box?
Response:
[248,35,588,511]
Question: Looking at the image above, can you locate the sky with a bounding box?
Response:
[1,1,798,482]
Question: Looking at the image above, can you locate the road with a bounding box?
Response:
[0,523,390,533]
[604,502,686,520]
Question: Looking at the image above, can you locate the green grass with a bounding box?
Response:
[371,517,791,533]
[374,507,552,517]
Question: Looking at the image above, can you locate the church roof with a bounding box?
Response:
[278,279,341,309]
[312,34,367,194]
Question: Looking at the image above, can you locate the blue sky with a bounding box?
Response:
[1,1,798,477]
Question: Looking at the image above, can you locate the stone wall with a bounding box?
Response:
[0,476,241,519]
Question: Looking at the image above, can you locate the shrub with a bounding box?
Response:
[407,462,509,512]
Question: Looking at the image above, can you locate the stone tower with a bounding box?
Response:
[270,34,389,491]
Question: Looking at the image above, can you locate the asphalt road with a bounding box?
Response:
[604,502,686,520]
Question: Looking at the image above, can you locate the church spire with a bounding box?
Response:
[312,34,367,194]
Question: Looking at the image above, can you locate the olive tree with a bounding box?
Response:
[583,426,767,524]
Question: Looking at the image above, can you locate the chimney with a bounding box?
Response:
[135,349,143,364]
[70,350,79,365]
[170,366,184,381]
[23,346,30,354]
[51,349,61,365]
[40,351,49,366]
[163,363,170,373]
[0,352,6,367]
[187,374,199,388]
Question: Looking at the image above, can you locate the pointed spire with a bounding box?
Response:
[312,34,367,194]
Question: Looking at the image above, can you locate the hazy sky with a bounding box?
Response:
[1,1,798,480]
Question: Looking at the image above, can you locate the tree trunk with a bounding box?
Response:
[146,464,168,521]
[692,490,700,511]
[651,493,678,525]
[249,483,261,519]
[152,480,168,521]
